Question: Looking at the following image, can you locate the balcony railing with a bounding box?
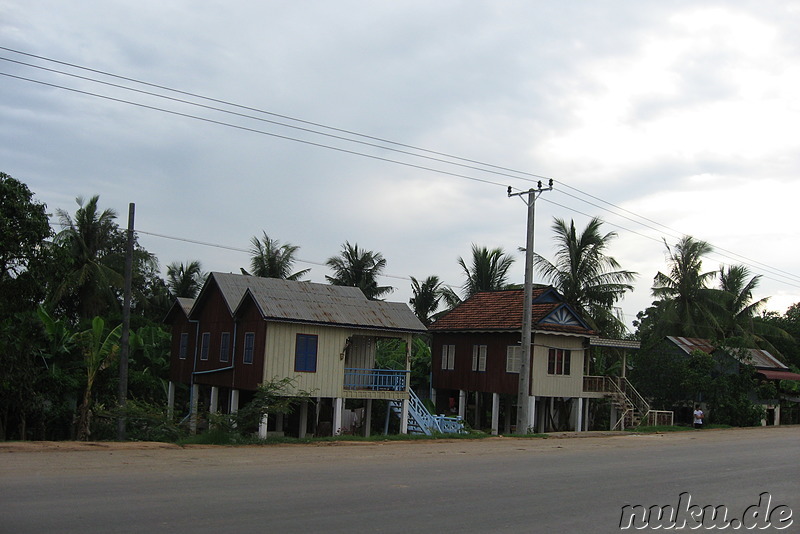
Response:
[344,368,409,392]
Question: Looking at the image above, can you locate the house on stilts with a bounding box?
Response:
[429,287,671,433]
[165,272,443,437]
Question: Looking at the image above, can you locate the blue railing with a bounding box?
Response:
[389,387,466,435]
[344,368,408,392]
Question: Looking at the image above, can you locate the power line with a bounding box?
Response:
[0,71,510,189]
[9,47,798,292]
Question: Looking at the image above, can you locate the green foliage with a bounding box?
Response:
[533,217,636,337]
[760,304,800,371]
[630,344,769,427]
[649,236,720,339]
[231,378,315,434]
[94,399,185,442]
[248,232,309,281]
[409,275,443,326]
[166,260,205,298]
[326,241,393,300]
[457,244,515,298]
[375,337,431,393]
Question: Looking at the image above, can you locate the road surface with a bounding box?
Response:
[1,427,797,533]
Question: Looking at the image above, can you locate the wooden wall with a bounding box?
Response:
[432,331,588,397]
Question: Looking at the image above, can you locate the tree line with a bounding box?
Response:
[2,171,798,439]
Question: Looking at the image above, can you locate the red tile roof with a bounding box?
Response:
[428,288,595,336]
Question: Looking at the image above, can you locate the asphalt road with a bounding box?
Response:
[1,427,797,533]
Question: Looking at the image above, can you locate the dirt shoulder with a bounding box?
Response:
[0,425,790,454]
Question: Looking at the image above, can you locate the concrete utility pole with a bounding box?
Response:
[117,203,135,441]
[508,180,552,434]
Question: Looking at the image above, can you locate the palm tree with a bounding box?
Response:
[248,232,310,281]
[651,236,718,338]
[716,264,789,346]
[325,242,393,300]
[457,244,516,298]
[532,217,636,336]
[53,195,123,319]
[409,275,443,326]
[166,260,205,298]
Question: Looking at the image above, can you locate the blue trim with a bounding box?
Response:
[344,368,408,391]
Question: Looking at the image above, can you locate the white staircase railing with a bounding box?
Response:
[584,376,674,429]
[389,388,465,435]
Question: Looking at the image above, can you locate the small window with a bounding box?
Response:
[441,345,455,370]
[547,348,571,375]
[219,332,230,363]
[506,345,521,373]
[178,332,188,360]
[472,345,487,372]
[295,334,318,372]
[243,332,255,364]
[200,332,210,361]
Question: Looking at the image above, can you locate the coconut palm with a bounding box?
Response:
[53,195,123,319]
[715,264,792,349]
[248,232,310,281]
[651,236,719,338]
[532,217,636,336]
[166,260,206,298]
[325,242,393,300]
[409,275,443,326]
[457,244,516,298]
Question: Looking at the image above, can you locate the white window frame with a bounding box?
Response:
[178,332,188,360]
[219,332,230,363]
[243,332,255,365]
[506,345,521,373]
[200,332,210,361]
[441,344,455,370]
[472,345,487,372]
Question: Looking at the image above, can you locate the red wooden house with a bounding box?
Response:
[429,287,649,433]
[165,272,426,436]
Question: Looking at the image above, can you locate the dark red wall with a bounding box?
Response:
[432,332,523,395]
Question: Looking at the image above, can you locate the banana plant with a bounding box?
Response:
[73,316,121,440]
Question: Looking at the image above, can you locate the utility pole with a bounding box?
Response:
[508,180,552,434]
[117,203,135,441]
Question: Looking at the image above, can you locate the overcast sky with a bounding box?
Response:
[2,1,799,329]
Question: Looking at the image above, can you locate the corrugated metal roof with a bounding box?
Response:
[665,336,787,370]
[177,297,195,316]
[590,337,641,349]
[208,272,425,333]
[738,348,787,369]
[757,369,800,381]
[665,336,716,355]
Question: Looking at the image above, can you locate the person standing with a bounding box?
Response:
[693,405,704,429]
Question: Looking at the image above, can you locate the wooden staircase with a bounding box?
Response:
[584,376,673,430]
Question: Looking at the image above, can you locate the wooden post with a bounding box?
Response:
[117,203,135,441]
